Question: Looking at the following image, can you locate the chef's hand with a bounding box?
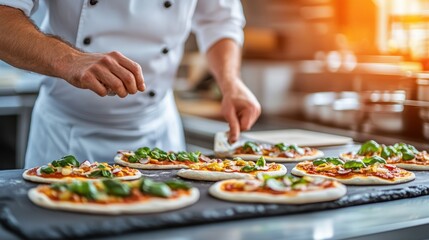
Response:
[64,51,145,98]
[221,79,261,143]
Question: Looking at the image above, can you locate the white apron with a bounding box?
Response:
[25,87,185,168]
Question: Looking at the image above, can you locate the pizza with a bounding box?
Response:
[177,156,287,181]
[340,140,429,170]
[291,157,415,185]
[23,155,142,183]
[209,174,346,204]
[28,178,199,214]
[220,141,323,162]
[114,147,215,169]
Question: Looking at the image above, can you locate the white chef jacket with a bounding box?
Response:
[0,0,245,168]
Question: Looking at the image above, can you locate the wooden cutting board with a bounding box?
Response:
[241,129,353,147]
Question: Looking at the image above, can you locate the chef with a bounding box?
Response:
[0,0,261,168]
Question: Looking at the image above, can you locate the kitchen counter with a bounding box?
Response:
[1,115,429,239]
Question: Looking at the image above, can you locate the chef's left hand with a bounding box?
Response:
[221,79,261,144]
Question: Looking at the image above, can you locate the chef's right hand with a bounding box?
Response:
[64,51,145,97]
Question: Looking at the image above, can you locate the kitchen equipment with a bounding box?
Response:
[240,129,353,147]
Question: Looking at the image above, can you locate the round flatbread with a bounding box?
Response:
[209,177,346,204]
[177,164,287,181]
[291,164,415,185]
[233,150,324,162]
[28,187,199,215]
[22,160,142,184]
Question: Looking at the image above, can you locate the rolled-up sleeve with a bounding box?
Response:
[191,0,245,53]
[0,0,38,16]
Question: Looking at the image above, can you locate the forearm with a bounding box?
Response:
[206,38,242,93]
[0,6,80,79]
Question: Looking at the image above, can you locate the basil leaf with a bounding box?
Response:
[167,153,177,161]
[243,141,261,153]
[401,149,415,160]
[69,181,99,200]
[141,179,172,198]
[312,159,327,166]
[274,143,287,151]
[189,152,200,163]
[101,170,113,178]
[256,156,266,167]
[135,147,150,157]
[128,155,140,163]
[164,180,192,190]
[150,151,160,159]
[363,156,387,165]
[40,165,55,174]
[357,140,381,155]
[62,155,80,167]
[343,160,366,169]
[326,157,344,165]
[241,165,257,172]
[177,152,190,161]
[287,144,305,155]
[103,180,130,197]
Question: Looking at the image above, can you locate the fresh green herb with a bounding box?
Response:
[40,165,55,174]
[88,170,113,178]
[167,153,177,161]
[50,155,80,167]
[189,151,201,163]
[68,181,99,200]
[141,178,172,198]
[164,179,192,190]
[102,180,130,197]
[357,140,381,155]
[343,160,366,169]
[243,141,261,153]
[287,144,305,155]
[256,156,266,167]
[274,143,287,151]
[363,156,387,165]
[312,159,327,166]
[241,165,257,172]
[177,152,190,161]
[128,155,140,163]
[312,157,343,166]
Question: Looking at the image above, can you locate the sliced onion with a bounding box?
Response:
[80,160,91,167]
[337,169,351,175]
[284,152,295,158]
[36,167,42,176]
[243,180,261,191]
[139,158,149,164]
[112,168,121,174]
[266,178,287,192]
[199,155,212,162]
[257,165,270,171]
[224,168,235,172]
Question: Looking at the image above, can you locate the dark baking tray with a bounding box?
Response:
[1,147,429,239]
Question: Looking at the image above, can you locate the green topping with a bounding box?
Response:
[343,160,366,170]
[401,149,415,160]
[189,151,201,163]
[256,156,266,167]
[363,156,387,165]
[287,144,305,155]
[135,147,150,157]
[149,151,160,159]
[51,155,80,167]
[274,143,287,151]
[164,179,192,190]
[102,180,130,197]
[128,155,140,163]
[141,178,172,198]
[40,165,55,174]
[381,146,400,159]
[357,140,381,155]
[240,165,257,172]
[69,181,99,200]
[88,169,113,178]
[177,152,189,161]
[243,141,261,153]
[167,153,177,161]
[312,157,344,166]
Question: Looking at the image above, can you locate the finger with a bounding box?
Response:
[109,61,137,94]
[109,51,146,92]
[238,110,253,131]
[81,72,108,96]
[89,79,108,97]
[224,108,240,144]
[93,67,128,98]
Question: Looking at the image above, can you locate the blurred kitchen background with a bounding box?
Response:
[2,0,429,169]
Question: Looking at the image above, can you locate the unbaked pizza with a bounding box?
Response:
[177,156,287,181]
[28,178,199,214]
[219,141,324,162]
[115,147,215,169]
[291,157,415,185]
[209,174,346,204]
[23,155,142,183]
[340,140,429,170]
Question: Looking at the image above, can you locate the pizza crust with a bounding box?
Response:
[209,180,346,204]
[22,169,142,183]
[28,187,199,215]
[394,163,429,171]
[291,167,415,185]
[232,150,324,162]
[114,154,189,169]
[177,164,287,181]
